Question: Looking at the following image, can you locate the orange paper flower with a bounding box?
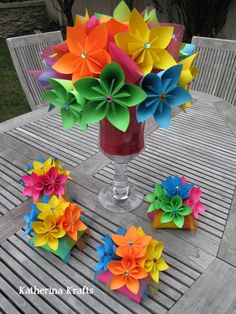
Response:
[52,24,111,82]
[108,257,148,294]
[57,203,87,241]
[112,225,151,258]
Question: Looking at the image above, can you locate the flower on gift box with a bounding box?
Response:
[184,187,206,219]
[32,215,65,251]
[23,203,40,235]
[28,158,53,176]
[57,203,87,241]
[52,24,111,83]
[21,172,44,202]
[115,9,175,74]
[54,159,71,178]
[36,195,69,220]
[161,175,193,199]
[42,79,86,130]
[75,62,146,132]
[142,240,168,283]
[112,225,151,258]
[160,195,192,228]
[43,167,68,195]
[95,234,117,272]
[146,183,170,213]
[137,64,192,128]
[108,256,148,294]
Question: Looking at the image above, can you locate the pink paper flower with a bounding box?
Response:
[43,167,68,195]
[184,187,206,219]
[21,172,44,201]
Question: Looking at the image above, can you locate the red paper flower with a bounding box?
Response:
[43,167,68,195]
[21,172,44,201]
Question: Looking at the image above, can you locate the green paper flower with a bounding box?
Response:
[42,79,87,130]
[160,196,192,228]
[74,62,147,132]
[146,183,170,213]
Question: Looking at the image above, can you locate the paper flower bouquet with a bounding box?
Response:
[21,158,88,262]
[147,176,206,229]
[95,225,168,303]
[33,1,199,211]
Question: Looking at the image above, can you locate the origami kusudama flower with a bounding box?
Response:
[146,183,169,213]
[108,257,148,294]
[42,79,86,130]
[52,24,111,82]
[143,240,168,282]
[28,158,53,176]
[75,62,146,131]
[36,195,69,220]
[112,225,151,258]
[115,9,176,74]
[95,234,117,272]
[21,172,44,202]
[57,203,87,241]
[32,215,65,251]
[184,187,206,219]
[43,167,68,195]
[24,203,39,235]
[137,64,192,128]
[161,195,192,228]
[54,159,71,177]
[161,175,193,199]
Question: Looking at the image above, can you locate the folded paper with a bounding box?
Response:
[21,157,88,262]
[95,226,168,303]
[147,176,206,229]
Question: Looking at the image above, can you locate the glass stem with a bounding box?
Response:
[112,161,130,200]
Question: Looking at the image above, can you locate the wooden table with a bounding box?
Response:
[1,91,236,314]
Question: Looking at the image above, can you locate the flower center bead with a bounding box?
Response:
[153,258,157,263]
[64,103,69,110]
[144,42,151,49]
[71,220,75,225]
[124,271,129,276]
[50,207,55,211]
[172,208,178,214]
[81,52,87,59]
[106,95,113,102]
[104,252,108,256]
[128,241,133,246]
[159,94,166,101]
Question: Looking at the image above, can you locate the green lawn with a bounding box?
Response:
[0,38,31,123]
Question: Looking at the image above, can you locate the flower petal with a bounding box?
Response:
[110,274,126,290]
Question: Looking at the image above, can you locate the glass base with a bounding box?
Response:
[98,184,143,213]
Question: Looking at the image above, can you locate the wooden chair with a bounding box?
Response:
[7,31,63,111]
[191,36,236,106]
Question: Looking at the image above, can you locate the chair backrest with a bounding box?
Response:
[191,36,236,106]
[7,31,63,111]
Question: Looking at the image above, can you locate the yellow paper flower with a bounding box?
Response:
[115,9,175,74]
[28,158,53,176]
[36,195,69,220]
[74,9,89,26]
[137,226,168,282]
[54,159,71,178]
[178,53,199,111]
[32,215,65,251]
[144,240,169,282]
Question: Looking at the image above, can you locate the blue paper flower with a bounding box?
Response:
[137,64,192,128]
[23,203,40,236]
[95,234,116,272]
[161,176,193,199]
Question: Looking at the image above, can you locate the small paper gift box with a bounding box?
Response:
[21,157,88,262]
[94,226,169,303]
[146,176,206,230]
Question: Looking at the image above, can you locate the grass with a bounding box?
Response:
[0,38,31,123]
